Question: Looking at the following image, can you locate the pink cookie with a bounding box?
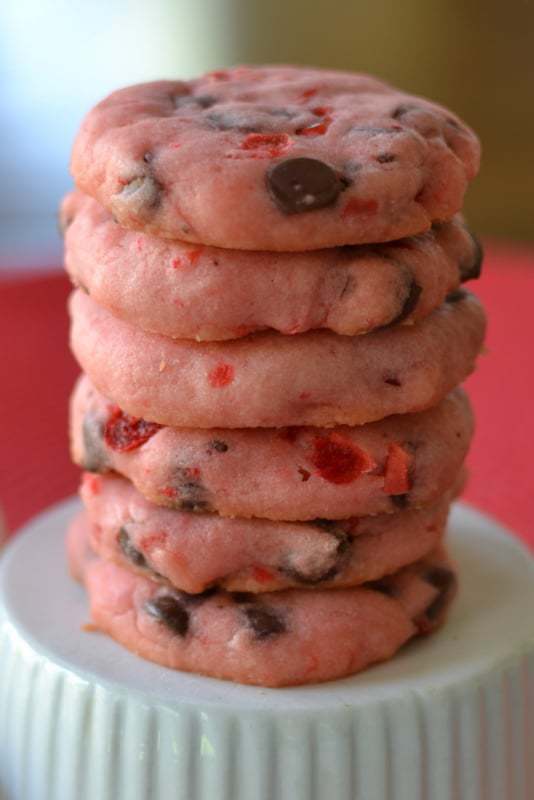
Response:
[69,519,456,686]
[77,472,451,593]
[71,375,472,520]
[62,191,482,341]
[66,507,94,583]
[70,66,479,251]
[69,290,485,429]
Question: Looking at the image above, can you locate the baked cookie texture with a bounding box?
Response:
[77,472,453,594]
[68,515,457,687]
[62,191,482,340]
[64,65,484,685]
[70,66,480,250]
[71,375,472,521]
[69,289,485,428]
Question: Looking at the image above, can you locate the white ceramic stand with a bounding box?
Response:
[1,499,533,800]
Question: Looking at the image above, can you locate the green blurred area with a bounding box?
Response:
[171,0,533,240]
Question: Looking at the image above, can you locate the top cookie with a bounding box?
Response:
[70,66,480,251]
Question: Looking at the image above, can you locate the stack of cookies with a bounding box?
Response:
[63,66,485,687]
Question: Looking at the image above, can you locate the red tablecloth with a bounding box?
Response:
[1,246,533,546]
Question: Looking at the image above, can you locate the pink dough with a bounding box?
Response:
[70,66,479,251]
[77,472,451,593]
[69,519,456,686]
[71,375,472,520]
[69,290,485,428]
[62,191,482,341]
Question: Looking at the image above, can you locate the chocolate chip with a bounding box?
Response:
[376,153,396,163]
[178,586,218,605]
[392,280,422,325]
[118,528,147,568]
[446,116,461,130]
[282,527,351,585]
[232,592,255,604]
[392,104,442,137]
[329,527,352,559]
[446,288,467,304]
[172,468,212,513]
[415,566,457,633]
[180,499,211,512]
[460,231,483,282]
[311,518,338,532]
[115,175,162,216]
[375,278,422,331]
[208,439,228,453]
[81,414,108,472]
[368,579,399,597]
[195,95,217,108]
[392,104,418,120]
[243,605,287,640]
[266,157,347,215]
[391,494,409,509]
[384,375,402,387]
[424,565,456,593]
[144,595,189,636]
[174,93,217,110]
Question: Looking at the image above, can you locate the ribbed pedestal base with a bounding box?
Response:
[1,499,533,800]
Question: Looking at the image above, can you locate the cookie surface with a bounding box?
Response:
[71,375,472,520]
[70,523,457,686]
[77,472,450,593]
[62,191,482,341]
[69,289,485,428]
[70,66,480,250]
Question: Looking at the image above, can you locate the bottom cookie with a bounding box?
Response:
[69,524,457,686]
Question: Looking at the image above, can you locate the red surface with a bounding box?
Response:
[1,247,533,546]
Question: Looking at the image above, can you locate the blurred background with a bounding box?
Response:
[1,0,533,271]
